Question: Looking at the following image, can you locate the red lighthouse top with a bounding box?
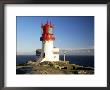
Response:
[40,21,55,41]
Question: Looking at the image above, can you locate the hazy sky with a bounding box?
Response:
[16,16,94,55]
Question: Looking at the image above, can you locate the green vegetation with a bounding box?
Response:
[16,63,27,66]
[16,61,94,74]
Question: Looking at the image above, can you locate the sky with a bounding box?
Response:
[16,16,94,55]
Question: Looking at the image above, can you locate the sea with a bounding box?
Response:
[16,55,94,67]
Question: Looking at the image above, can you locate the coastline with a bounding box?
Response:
[16,60,94,74]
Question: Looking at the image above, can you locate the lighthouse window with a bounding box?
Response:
[49,28,52,34]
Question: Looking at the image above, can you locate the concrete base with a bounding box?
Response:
[41,58,59,62]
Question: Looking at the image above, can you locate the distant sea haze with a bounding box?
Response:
[17,48,94,56]
[16,55,94,67]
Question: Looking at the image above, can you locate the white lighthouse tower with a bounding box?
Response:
[40,21,59,62]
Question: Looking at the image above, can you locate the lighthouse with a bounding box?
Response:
[40,21,59,62]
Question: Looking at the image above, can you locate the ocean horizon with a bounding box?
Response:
[16,55,94,67]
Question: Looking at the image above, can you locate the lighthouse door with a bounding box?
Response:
[43,53,45,58]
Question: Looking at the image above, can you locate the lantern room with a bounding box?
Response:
[40,21,55,41]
